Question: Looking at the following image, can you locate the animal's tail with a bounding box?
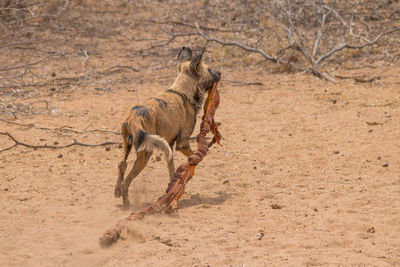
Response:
[122,122,172,161]
[135,130,172,161]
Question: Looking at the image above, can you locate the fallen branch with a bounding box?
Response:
[222,80,263,86]
[231,82,263,87]
[0,132,120,152]
[366,120,389,126]
[136,19,240,33]
[0,53,55,72]
[334,75,380,83]
[56,127,120,135]
[0,118,120,134]
[0,118,34,128]
[0,63,139,90]
[99,82,222,247]
[104,65,139,73]
[0,82,80,89]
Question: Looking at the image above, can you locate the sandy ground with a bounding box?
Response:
[1,1,400,266]
[1,66,400,266]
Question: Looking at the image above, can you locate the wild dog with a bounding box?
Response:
[114,47,221,207]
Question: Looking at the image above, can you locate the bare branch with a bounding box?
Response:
[312,2,334,58]
[314,27,400,67]
[134,19,242,33]
[223,80,263,86]
[0,132,120,153]
[159,28,198,45]
[0,118,120,135]
[283,1,313,64]
[160,24,279,63]
[0,82,79,90]
[104,65,139,73]
[0,54,54,72]
[194,23,278,63]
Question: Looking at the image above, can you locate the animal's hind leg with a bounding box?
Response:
[166,153,176,183]
[166,142,176,182]
[121,150,152,207]
[114,142,132,198]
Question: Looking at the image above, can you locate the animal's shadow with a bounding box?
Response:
[178,191,230,209]
[116,191,230,211]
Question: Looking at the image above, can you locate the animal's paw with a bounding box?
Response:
[122,198,131,208]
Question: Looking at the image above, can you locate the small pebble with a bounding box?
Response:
[4,188,8,191]
[155,155,162,161]
[58,154,63,158]
[271,204,282,209]
[367,227,375,233]
[223,180,229,185]
[333,150,340,154]
[105,147,111,151]
[382,163,389,168]
[256,232,264,240]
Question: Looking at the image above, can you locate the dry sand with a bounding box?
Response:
[1,1,399,266]
[1,68,400,266]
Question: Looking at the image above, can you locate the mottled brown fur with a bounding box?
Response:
[114,47,221,207]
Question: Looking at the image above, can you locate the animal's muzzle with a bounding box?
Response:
[209,69,221,82]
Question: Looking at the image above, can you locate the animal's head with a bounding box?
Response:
[176,47,221,91]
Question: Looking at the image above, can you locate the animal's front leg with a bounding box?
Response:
[176,139,193,157]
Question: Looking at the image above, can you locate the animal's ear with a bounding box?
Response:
[189,48,205,73]
[178,47,192,62]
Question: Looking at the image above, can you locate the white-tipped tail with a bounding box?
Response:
[137,134,172,161]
